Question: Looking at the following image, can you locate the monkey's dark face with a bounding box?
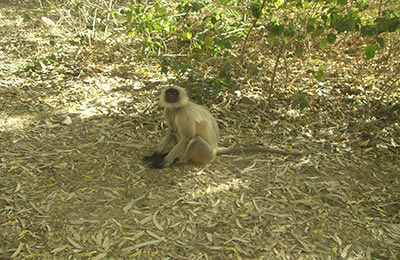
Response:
[165,88,180,103]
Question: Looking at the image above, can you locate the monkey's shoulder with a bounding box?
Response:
[182,102,213,121]
[164,102,213,131]
[164,102,207,116]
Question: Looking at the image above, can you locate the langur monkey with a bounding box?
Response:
[143,86,303,169]
[143,86,219,168]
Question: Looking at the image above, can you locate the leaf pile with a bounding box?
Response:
[0,2,399,260]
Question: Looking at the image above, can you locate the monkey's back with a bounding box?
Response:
[164,101,219,148]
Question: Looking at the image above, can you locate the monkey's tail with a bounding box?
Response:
[217,145,304,156]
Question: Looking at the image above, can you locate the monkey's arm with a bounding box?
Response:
[143,130,177,165]
[156,130,177,154]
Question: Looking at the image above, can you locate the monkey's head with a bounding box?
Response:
[160,86,189,108]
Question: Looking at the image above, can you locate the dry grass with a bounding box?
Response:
[0,1,399,259]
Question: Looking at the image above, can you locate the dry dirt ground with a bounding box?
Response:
[1,2,399,260]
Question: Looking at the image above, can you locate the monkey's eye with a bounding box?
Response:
[166,89,179,96]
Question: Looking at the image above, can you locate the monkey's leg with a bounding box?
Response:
[156,130,177,154]
[152,138,189,168]
[182,136,216,164]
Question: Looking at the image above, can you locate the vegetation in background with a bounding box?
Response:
[117,0,400,103]
[28,0,400,107]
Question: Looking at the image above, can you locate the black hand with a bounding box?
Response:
[143,152,167,168]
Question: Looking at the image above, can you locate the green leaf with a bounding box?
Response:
[193,44,202,51]
[222,39,232,49]
[250,3,262,19]
[308,18,317,25]
[217,0,230,5]
[180,31,192,40]
[267,22,284,37]
[331,12,360,32]
[191,2,204,12]
[211,16,218,24]
[376,17,400,33]
[296,0,308,9]
[156,5,166,16]
[314,68,324,81]
[204,36,214,48]
[320,38,328,50]
[311,25,324,38]
[365,44,378,60]
[390,103,400,113]
[376,37,385,48]
[292,91,311,111]
[275,0,284,7]
[360,24,376,36]
[327,33,336,44]
[295,46,303,57]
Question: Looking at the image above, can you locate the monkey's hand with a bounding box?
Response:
[150,159,165,169]
[143,152,167,169]
[142,152,164,163]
